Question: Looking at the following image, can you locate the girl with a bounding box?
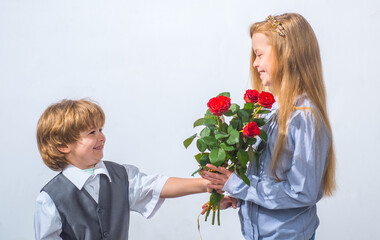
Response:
[201,13,336,240]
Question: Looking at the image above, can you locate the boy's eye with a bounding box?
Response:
[89,130,95,134]
[99,128,103,132]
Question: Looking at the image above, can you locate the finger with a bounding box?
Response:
[202,171,228,181]
[206,164,231,176]
[201,170,220,178]
[205,164,218,171]
[207,184,224,190]
[231,199,237,209]
[201,173,227,183]
[216,166,231,175]
[227,197,237,209]
[201,208,207,215]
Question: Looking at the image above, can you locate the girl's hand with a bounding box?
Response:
[200,164,232,191]
[200,196,238,215]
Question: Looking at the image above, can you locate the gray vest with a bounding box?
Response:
[42,161,130,240]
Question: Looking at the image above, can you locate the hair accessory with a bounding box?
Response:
[266,15,286,38]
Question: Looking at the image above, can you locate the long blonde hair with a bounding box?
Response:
[250,13,335,196]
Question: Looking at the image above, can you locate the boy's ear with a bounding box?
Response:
[57,145,71,154]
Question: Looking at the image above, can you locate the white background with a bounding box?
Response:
[1,0,379,239]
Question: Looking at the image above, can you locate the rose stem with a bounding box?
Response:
[252,105,262,118]
[217,202,221,226]
[205,204,211,221]
[212,207,216,225]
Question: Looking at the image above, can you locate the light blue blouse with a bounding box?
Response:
[223,96,331,240]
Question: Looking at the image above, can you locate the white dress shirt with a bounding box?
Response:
[34,160,169,240]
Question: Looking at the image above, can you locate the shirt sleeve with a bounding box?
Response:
[223,111,330,210]
[123,164,169,218]
[34,191,62,240]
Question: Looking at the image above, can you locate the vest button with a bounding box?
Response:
[103,231,110,238]
[97,206,104,214]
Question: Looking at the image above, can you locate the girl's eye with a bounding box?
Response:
[89,130,95,134]
[99,128,103,132]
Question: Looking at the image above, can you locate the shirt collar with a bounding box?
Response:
[62,160,112,190]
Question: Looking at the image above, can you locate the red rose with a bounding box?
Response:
[207,96,231,116]
[243,121,260,138]
[244,89,259,103]
[258,91,275,109]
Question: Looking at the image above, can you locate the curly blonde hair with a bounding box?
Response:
[37,99,105,171]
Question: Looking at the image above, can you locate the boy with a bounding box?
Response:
[34,99,209,240]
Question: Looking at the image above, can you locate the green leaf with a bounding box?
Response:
[244,108,253,115]
[200,154,210,167]
[215,131,229,140]
[204,117,217,126]
[257,110,271,114]
[247,147,255,162]
[230,118,242,130]
[227,124,234,133]
[223,110,234,117]
[255,152,261,171]
[236,165,250,185]
[202,136,219,146]
[247,137,257,146]
[259,130,268,142]
[183,134,197,148]
[244,103,254,110]
[217,92,230,98]
[209,191,224,204]
[240,171,250,185]
[200,127,211,138]
[196,139,207,152]
[238,109,250,118]
[191,168,202,176]
[194,153,202,163]
[193,118,205,128]
[229,104,240,114]
[256,140,266,153]
[220,142,235,151]
[209,148,226,167]
[205,109,212,116]
[237,149,249,166]
[227,129,240,145]
[253,118,266,127]
[221,123,229,132]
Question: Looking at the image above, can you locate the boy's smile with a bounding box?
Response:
[64,126,106,170]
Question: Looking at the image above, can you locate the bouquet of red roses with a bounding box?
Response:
[183,90,275,225]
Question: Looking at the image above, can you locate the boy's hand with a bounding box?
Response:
[200,196,238,215]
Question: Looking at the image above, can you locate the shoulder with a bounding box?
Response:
[288,96,331,140]
[41,172,64,192]
[36,190,54,205]
[103,160,127,173]
[289,96,317,128]
[103,161,144,178]
[35,191,59,216]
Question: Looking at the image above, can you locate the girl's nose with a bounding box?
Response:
[253,59,259,68]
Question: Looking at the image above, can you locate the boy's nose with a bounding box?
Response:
[98,132,106,141]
